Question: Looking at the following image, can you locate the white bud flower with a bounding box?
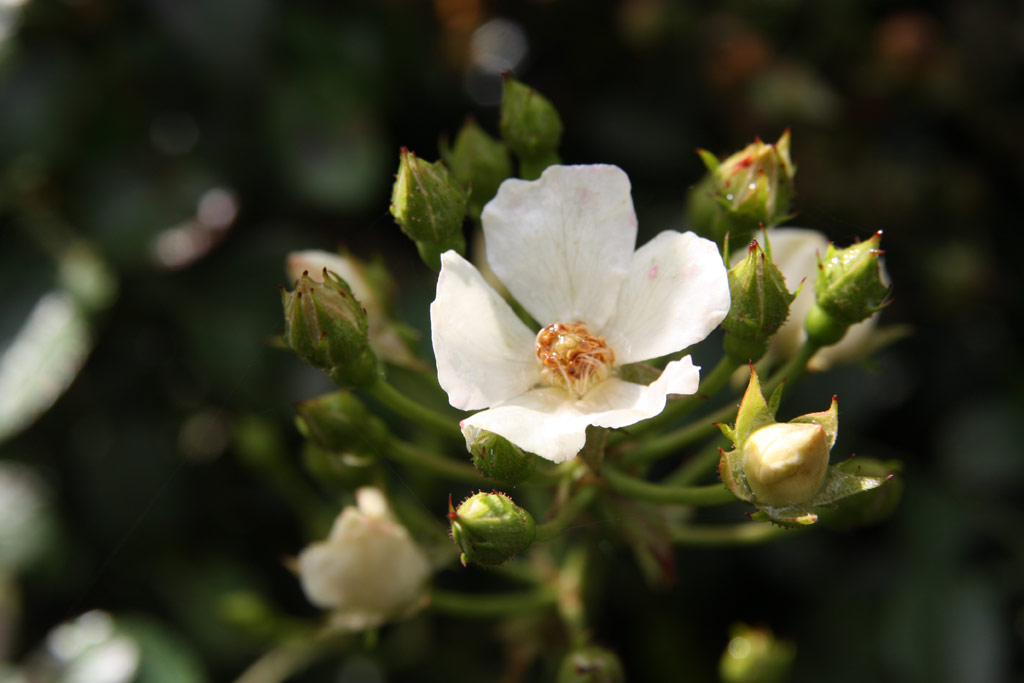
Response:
[297,487,431,630]
[743,422,829,505]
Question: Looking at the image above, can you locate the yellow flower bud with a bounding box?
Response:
[743,422,829,506]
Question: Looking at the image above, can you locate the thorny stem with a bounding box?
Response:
[366,379,464,441]
[600,464,737,506]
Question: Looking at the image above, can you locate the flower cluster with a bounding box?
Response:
[271,93,903,679]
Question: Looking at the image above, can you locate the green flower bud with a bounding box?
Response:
[448,491,535,567]
[722,240,797,362]
[500,76,563,178]
[688,131,795,247]
[389,148,468,269]
[281,271,378,387]
[557,646,625,683]
[295,391,389,455]
[441,118,513,221]
[719,623,795,683]
[466,427,538,486]
[813,231,890,326]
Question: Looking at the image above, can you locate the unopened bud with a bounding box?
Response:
[557,646,625,683]
[286,250,421,369]
[448,491,535,567]
[500,77,563,179]
[722,240,797,362]
[721,367,890,524]
[295,391,389,455]
[689,131,795,247]
[281,271,378,387]
[390,148,467,269]
[743,422,829,506]
[465,427,537,485]
[719,623,795,683]
[441,118,513,220]
[813,231,890,327]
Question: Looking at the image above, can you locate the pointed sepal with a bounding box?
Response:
[733,365,776,447]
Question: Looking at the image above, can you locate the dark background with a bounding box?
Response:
[1,1,1021,681]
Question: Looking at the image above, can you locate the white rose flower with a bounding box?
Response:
[430,165,731,463]
[286,250,421,368]
[760,228,886,371]
[297,487,431,630]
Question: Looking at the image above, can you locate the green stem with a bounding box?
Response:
[609,355,741,446]
[429,586,558,618]
[764,340,820,396]
[366,379,464,441]
[601,465,736,506]
[388,439,485,483]
[664,439,727,486]
[535,485,599,543]
[672,522,804,546]
[621,401,737,467]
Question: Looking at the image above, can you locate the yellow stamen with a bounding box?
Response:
[535,322,615,398]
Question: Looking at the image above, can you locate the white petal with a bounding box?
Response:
[462,387,592,464]
[578,356,701,423]
[431,251,540,411]
[462,357,700,463]
[482,165,637,328]
[603,231,730,364]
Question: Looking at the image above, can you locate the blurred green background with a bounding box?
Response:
[1,1,1021,681]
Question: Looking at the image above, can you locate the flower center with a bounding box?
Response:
[535,322,615,398]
